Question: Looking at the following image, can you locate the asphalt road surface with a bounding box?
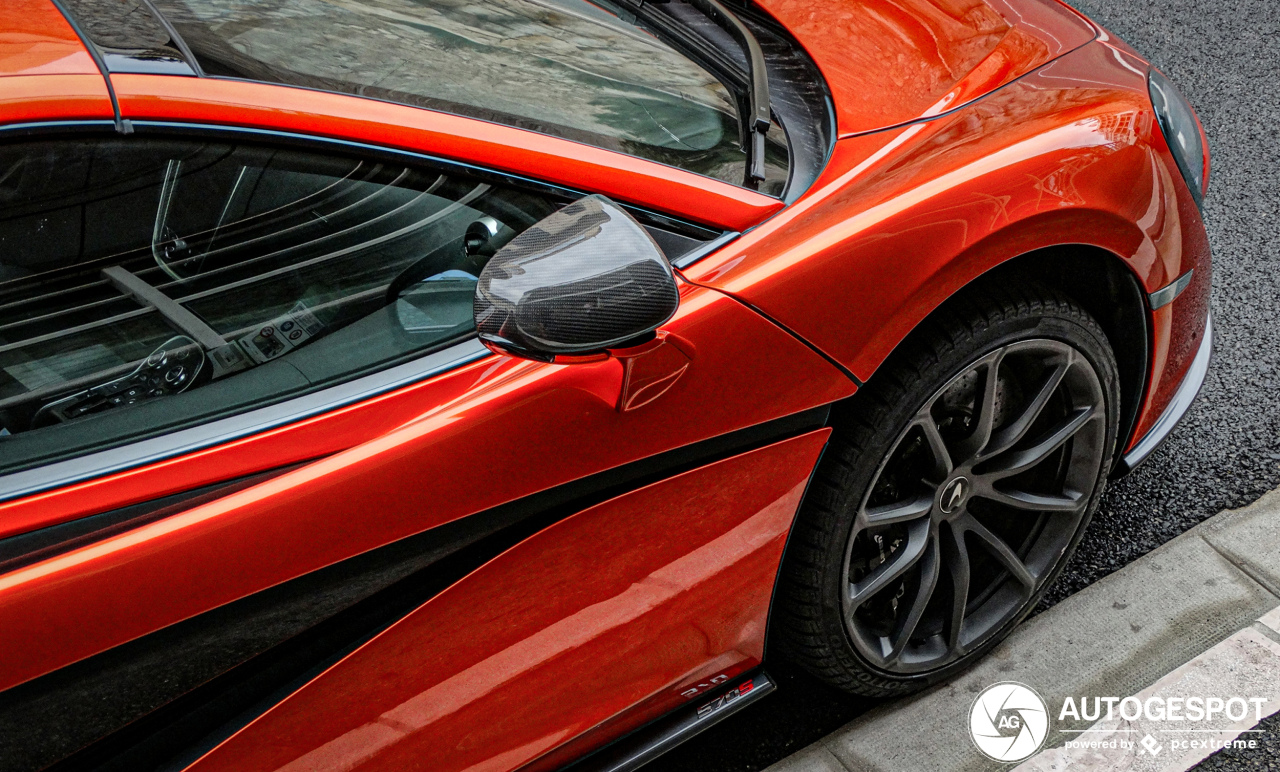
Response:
[654,0,1280,769]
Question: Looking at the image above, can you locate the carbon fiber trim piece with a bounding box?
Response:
[1119,312,1212,474]
[1149,269,1195,310]
[475,196,680,357]
[566,671,776,772]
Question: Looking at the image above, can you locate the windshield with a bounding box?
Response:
[148,0,789,193]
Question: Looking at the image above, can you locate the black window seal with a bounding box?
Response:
[670,230,740,270]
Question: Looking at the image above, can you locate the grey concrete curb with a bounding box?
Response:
[765,489,1280,772]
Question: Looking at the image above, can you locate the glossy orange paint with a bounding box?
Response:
[0,354,495,540]
[612,331,696,412]
[682,40,1211,450]
[108,74,782,233]
[182,430,830,772]
[0,0,98,77]
[0,283,852,692]
[0,73,113,124]
[755,0,1095,136]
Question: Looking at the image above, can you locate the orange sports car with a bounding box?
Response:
[0,0,1210,770]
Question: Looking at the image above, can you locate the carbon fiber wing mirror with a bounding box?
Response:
[473,195,680,361]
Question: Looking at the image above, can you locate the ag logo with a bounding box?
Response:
[969,682,1049,762]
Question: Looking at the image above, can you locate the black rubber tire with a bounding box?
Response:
[772,282,1121,697]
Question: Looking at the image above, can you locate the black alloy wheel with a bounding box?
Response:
[774,283,1120,696]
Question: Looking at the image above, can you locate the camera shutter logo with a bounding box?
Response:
[969,682,1050,762]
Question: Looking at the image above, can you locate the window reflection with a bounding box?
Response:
[150,0,788,189]
[0,138,557,470]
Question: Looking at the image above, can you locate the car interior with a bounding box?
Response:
[0,138,565,472]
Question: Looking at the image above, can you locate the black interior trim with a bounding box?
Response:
[10,406,829,772]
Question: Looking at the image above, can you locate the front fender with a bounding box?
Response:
[682,40,1210,439]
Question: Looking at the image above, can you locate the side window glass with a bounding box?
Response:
[0,137,559,473]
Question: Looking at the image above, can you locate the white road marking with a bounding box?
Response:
[1013,606,1280,772]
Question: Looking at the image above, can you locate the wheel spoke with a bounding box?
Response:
[957,513,1035,588]
[979,487,1084,513]
[863,495,934,526]
[839,336,1108,675]
[885,532,940,662]
[915,415,954,480]
[985,404,1098,479]
[980,360,1069,461]
[942,522,971,656]
[849,519,930,606]
[955,351,1005,459]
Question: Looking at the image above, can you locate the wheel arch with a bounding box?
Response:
[851,234,1150,474]
[766,280,1122,688]
[974,245,1149,473]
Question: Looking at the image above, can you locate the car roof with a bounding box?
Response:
[0,0,99,77]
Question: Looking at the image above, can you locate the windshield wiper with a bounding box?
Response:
[618,0,772,186]
[686,0,772,185]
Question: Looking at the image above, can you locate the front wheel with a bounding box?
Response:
[774,284,1120,696]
